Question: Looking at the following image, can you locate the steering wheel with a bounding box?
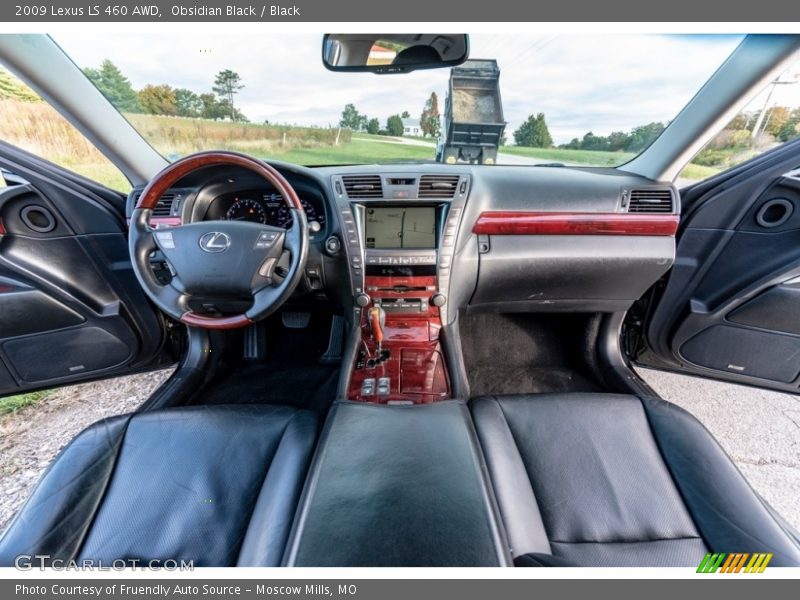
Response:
[129,151,309,329]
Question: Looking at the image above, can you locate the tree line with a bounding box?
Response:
[513,105,800,156]
[692,107,800,167]
[338,92,441,137]
[560,122,666,153]
[512,113,667,153]
[83,60,248,122]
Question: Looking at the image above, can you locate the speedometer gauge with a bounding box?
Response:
[225,198,266,223]
[263,193,325,230]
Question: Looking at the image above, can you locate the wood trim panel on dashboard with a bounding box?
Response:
[472,212,679,236]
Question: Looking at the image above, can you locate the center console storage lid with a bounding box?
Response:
[284,400,510,566]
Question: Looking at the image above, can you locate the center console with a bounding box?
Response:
[331,172,470,403]
[285,400,510,566]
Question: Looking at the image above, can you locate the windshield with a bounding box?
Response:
[54,33,744,168]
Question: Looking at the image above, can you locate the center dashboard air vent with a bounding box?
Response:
[418,174,461,199]
[342,175,383,199]
[626,188,675,213]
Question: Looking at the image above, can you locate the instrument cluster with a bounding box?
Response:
[208,190,326,230]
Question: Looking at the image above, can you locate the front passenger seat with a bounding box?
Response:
[0,404,318,567]
[471,393,800,567]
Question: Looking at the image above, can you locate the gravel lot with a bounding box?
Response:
[0,366,798,537]
[0,368,173,533]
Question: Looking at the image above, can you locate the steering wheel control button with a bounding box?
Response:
[259,258,278,278]
[154,231,175,249]
[254,230,280,249]
[199,231,231,253]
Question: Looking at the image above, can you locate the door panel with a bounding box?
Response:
[728,281,800,334]
[0,147,170,397]
[633,139,800,393]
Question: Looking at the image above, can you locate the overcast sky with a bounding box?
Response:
[52,33,797,144]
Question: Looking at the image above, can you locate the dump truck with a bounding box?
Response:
[437,59,506,165]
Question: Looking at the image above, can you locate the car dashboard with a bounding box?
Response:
[126,160,679,403]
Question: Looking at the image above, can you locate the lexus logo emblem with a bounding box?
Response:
[199,231,231,253]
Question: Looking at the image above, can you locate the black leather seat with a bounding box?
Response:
[471,393,800,567]
[0,404,318,567]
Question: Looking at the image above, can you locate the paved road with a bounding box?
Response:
[638,368,800,531]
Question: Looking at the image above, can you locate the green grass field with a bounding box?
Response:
[499,146,636,167]
[679,163,722,181]
[269,137,433,165]
[0,390,49,415]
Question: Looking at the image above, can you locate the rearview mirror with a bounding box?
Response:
[322,34,469,74]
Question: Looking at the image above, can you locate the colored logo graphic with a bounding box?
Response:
[697,552,773,573]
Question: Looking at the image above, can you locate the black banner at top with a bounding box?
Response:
[0,0,797,22]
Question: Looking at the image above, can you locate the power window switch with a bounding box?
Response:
[361,378,376,396]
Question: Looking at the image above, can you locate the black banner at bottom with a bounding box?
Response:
[2,579,798,600]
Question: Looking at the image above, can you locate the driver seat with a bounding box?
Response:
[0,404,318,567]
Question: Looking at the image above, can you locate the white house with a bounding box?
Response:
[402,118,421,136]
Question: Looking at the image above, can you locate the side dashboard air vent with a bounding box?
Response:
[627,188,675,213]
[418,174,460,198]
[342,175,383,199]
[132,191,176,217]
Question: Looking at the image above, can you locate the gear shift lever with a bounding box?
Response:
[368,306,385,353]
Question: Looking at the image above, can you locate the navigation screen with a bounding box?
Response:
[365,207,437,249]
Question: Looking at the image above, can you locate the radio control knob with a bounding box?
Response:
[431,293,447,307]
[355,293,371,307]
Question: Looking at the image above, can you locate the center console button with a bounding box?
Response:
[355,293,371,307]
[361,378,376,396]
[325,236,341,255]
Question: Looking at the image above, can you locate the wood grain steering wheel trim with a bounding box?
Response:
[136,151,303,212]
[180,312,253,330]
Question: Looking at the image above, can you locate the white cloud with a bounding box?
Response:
[53,32,746,144]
